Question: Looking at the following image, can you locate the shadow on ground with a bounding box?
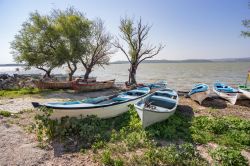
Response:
[235,99,250,108]
[201,97,227,109]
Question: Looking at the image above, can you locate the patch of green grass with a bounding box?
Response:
[0,88,60,98]
[0,88,41,98]
[210,146,248,166]
[190,116,250,148]
[33,105,249,165]
[130,143,208,166]
[0,110,11,117]
[101,150,124,166]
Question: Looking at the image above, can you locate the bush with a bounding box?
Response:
[210,146,248,166]
[0,110,11,117]
[190,116,250,148]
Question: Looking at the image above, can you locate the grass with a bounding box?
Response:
[0,110,11,117]
[0,88,61,98]
[190,116,250,149]
[32,105,249,165]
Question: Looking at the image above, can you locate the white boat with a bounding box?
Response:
[213,82,238,105]
[188,83,210,105]
[238,85,250,99]
[32,87,150,119]
[134,88,178,128]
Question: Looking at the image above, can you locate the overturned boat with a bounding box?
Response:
[238,85,250,99]
[188,83,210,105]
[213,82,238,105]
[32,87,150,119]
[134,88,178,128]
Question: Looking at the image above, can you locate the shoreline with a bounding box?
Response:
[0,89,249,165]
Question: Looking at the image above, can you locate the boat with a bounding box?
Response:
[134,88,178,128]
[238,70,250,99]
[35,80,72,89]
[213,82,239,105]
[146,80,168,92]
[188,83,210,105]
[238,85,250,99]
[72,79,115,92]
[32,87,150,119]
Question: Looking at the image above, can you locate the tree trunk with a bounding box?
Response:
[84,68,92,81]
[67,62,77,81]
[43,69,52,78]
[129,64,137,85]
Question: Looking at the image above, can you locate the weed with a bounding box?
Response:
[0,110,11,117]
[210,146,248,166]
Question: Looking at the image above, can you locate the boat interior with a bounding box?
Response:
[137,89,177,110]
[215,83,236,93]
[47,88,150,107]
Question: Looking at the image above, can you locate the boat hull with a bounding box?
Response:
[135,106,176,128]
[190,90,210,105]
[238,88,250,99]
[72,80,115,92]
[213,88,238,105]
[36,97,144,120]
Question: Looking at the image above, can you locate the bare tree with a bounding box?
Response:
[114,17,164,85]
[80,19,115,80]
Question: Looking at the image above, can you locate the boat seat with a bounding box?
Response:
[149,95,176,109]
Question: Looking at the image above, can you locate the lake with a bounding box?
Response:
[1,62,249,90]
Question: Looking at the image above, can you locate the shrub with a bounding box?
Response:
[210,146,248,166]
[0,110,11,117]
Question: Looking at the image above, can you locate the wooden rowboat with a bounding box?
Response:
[32,87,150,119]
[72,79,115,92]
[35,81,72,89]
[134,88,178,128]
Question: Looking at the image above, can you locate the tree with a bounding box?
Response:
[114,17,164,85]
[11,12,65,78]
[80,19,115,80]
[53,8,91,81]
[241,19,250,38]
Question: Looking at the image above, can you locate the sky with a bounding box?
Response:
[0,0,249,64]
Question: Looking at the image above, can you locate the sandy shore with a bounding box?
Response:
[0,90,250,165]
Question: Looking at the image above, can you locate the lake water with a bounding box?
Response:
[1,62,249,91]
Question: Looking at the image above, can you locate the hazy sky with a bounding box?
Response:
[0,0,249,64]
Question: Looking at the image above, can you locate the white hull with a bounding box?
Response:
[213,88,238,105]
[135,106,176,128]
[238,88,250,99]
[38,98,143,120]
[190,90,210,105]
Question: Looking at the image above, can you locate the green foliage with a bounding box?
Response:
[190,116,250,148]
[210,146,248,166]
[11,8,92,78]
[131,143,208,166]
[0,88,41,98]
[0,110,11,117]
[146,111,193,141]
[241,19,250,38]
[11,11,66,77]
[33,105,249,165]
[101,150,124,166]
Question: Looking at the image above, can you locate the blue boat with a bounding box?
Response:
[32,87,150,119]
[134,88,178,128]
[213,82,238,105]
[188,83,210,105]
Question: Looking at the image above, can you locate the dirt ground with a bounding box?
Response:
[0,90,250,165]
